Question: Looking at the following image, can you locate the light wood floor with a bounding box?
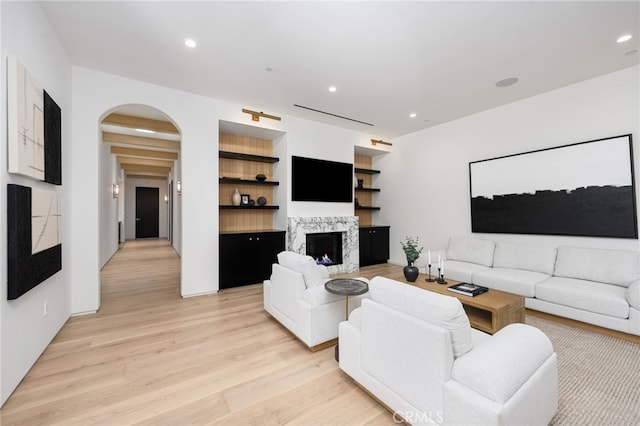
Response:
[0,240,394,426]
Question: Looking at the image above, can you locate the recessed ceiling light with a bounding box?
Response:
[617,34,632,43]
[495,77,519,88]
[409,113,417,118]
[626,49,638,56]
[328,86,337,92]
[265,67,273,72]
[135,128,155,134]
[184,38,197,48]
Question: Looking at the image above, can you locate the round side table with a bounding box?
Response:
[324,278,369,362]
[324,278,369,320]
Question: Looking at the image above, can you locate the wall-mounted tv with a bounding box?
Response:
[292,155,353,202]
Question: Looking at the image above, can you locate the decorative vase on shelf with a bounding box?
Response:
[232,188,241,206]
[403,262,420,282]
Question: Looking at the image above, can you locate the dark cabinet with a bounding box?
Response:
[359,226,390,266]
[219,230,285,289]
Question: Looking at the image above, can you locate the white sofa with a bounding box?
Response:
[339,276,558,425]
[263,251,368,350]
[443,237,640,336]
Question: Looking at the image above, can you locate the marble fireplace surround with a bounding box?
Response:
[287,216,359,273]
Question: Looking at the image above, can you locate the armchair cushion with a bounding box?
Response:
[447,238,495,267]
[277,251,324,288]
[302,284,345,306]
[451,323,554,404]
[369,276,473,358]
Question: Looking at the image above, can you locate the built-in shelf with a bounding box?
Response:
[219,178,279,186]
[355,187,380,192]
[219,205,279,210]
[354,167,380,175]
[355,206,381,210]
[219,150,279,163]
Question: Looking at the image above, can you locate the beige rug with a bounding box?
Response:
[525,315,640,425]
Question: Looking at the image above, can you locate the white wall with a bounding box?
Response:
[98,142,120,268]
[124,177,169,240]
[0,2,72,405]
[380,66,640,267]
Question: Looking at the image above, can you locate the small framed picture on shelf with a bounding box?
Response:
[240,194,250,205]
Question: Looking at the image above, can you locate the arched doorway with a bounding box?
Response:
[98,104,182,299]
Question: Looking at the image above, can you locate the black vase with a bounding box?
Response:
[403,262,419,282]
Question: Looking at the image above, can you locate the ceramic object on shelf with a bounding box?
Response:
[256,173,267,181]
[232,188,241,206]
[257,196,267,206]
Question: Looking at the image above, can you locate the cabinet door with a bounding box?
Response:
[359,228,372,266]
[219,234,253,289]
[253,232,285,282]
[370,227,390,264]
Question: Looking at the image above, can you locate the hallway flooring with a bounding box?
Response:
[0,239,393,425]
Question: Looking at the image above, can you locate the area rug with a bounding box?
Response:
[525,315,640,425]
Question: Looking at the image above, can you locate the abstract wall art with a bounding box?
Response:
[7,184,62,300]
[469,134,637,238]
[7,56,62,185]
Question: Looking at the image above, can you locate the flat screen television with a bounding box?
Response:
[292,155,353,202]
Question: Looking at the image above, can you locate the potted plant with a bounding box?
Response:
[401,236,423,282]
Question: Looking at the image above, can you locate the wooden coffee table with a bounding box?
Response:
[410,274,524,335]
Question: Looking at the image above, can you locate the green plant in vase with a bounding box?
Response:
[401,236,423,282]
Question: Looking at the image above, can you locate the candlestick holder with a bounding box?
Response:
[425,264,435,282]
[436,269,448,285]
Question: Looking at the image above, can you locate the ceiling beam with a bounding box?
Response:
[102,113,179,135]
[103,131,180,151]
[121,164,172,174]
[111,146,178,160]
[117,156,173,168]
[126,174,168,180]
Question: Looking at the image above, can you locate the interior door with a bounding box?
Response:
[135,187,159,238]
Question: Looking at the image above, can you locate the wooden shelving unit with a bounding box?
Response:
[354,154,382,226]
[219,132,280,232]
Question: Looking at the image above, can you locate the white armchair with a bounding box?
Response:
[339,276,558,425]
[263,251,368,350]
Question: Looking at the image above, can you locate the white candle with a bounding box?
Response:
[428,250,431,265]
[441,261,445,276]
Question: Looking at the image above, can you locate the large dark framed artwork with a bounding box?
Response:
[7,184,62,300]
[469,134,637,238]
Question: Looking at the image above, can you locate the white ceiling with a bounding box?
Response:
[40,1,639,139]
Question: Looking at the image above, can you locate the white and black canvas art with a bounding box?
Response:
[469,134,637,238]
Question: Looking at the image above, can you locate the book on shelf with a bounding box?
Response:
[447,282,489,297]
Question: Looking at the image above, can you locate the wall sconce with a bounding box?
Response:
[242,108,282,122]
[371,139,393,147]
[164,195,169,204]
[176,181,182,195]
[113,183,120,198]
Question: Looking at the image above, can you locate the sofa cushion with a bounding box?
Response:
[553,246,640,288]
[627,281,640,310]
[472,268,550,298]
[536,277,629,319]
[369,276,473,358]
[444,260,491,283]
[493,242,557,275]
[447,238,495,267]
[277,251,324,288]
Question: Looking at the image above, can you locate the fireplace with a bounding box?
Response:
[306,232,343,266]
[288,216,359,273]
